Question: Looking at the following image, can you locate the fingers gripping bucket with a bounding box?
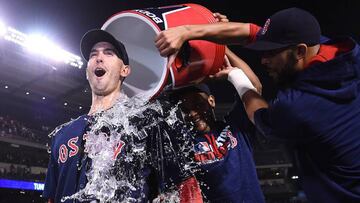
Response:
[102,3,225,98]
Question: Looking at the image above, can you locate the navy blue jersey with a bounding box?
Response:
[254,37,360,202]
[193,101,265,202]
[43,100,192,203]
[43,115,90,203]
[44,115,161,203]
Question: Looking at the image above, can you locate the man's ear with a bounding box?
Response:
[207,95,216,108]
[295,43,307,60]
[120,65,131,77]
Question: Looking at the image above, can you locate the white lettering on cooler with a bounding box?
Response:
[135,9,163,23]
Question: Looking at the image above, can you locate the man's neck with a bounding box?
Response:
[88,90,121,115]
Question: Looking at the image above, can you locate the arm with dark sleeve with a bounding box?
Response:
[153,98,203,202]
[253,99,307,143]
[240,90,269,124]
[225,94,254,132]
[226,63,308,142]
[134,99,197,190]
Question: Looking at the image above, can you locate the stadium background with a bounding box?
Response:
[0,1,359,202]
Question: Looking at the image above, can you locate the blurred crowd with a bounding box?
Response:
[0,164,46,181]
[0,147,48,168]
[0,115,49,182]
[0,115,50,145]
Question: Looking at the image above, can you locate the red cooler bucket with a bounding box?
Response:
[102,3,225,98]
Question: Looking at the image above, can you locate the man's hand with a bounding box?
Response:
[155,26,189,68]
[209,55,237,80]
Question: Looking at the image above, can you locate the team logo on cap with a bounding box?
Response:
[261,18,271,35]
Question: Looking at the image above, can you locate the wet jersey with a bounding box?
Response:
[43,100,190,203]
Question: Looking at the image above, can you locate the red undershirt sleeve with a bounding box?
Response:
[248,23,261,44]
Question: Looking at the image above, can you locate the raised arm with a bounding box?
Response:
[210,48,268,123]
[243,91,268,123]
[224,47,262,95]
[227,69,268,123]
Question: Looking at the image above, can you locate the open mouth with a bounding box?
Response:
[94,68,106,77]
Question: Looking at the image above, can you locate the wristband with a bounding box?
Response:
[227,69,256,98]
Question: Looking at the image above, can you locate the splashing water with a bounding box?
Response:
[152,190,180,203]
[61,92,199,202]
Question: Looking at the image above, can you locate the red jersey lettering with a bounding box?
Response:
[68,137,79,157]
[58,144,68,163]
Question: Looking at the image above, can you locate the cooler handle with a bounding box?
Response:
[174,41,191,70]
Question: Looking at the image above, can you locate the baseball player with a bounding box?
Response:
[43,29,193,203]
[170,48,265,202]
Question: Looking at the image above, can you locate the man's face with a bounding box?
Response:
[179,92,215,133]
[261,47,298,86]
[86,42,129,96]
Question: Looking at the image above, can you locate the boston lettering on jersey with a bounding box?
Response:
[58,134,126,164]
[58,137,79,163]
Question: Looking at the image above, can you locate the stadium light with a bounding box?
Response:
[25,34,50,53]
[25,34,63,62]
[1,25,83,68]
[4,27,27,46]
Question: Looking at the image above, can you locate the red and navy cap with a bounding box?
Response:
[246,7,321,51]
[80,29,129,65]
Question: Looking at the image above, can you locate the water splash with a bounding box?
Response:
[62,93,199,202]
[152,190,180,203]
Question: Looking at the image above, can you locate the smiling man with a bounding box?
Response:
[170,47,265,202]
[172,83,264,203]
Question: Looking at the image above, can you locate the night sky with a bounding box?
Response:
[2,0,358,55]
